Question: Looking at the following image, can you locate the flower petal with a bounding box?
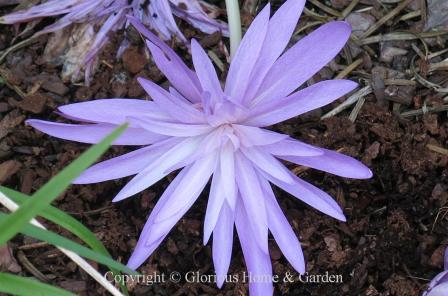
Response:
[261,138,323,157]
[74,138,181,184]
[262,170,346,221]
[26,120,166,145]
[113,137,201,202]
[243,0,306,104]
[126,166,190,269]
[137,77,205,124]
[232,125,288,147]
[246,80,358,126]
[224,4,270,103]
[235,152,269,254]
[254,21,352,103]
[235,200,274,296]
[58,98,171,125]
[259,175,305,274]
[146,39,203,103]
[128,15,203,103]
[279,148,373,179]
[203,167,226,245]
[127,153,217,269]
[212,201,234,288]
[191,39,224,103]
[220,142,237,209]
[129,116,213,137]
[241,146,294,184]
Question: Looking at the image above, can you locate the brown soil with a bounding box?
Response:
[1,1,448,295]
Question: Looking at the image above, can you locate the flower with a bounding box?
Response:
[423,247,448,296]
[1,0,228,84]
[27,0,372,294]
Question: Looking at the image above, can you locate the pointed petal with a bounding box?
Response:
[428,283,448,296]
[145,40,203,103]
[128,15,203,103]
[26,120,166,145]
[235,153,269,254]
[142,154,216,247]
[241,146,294,184]
[74,138,181,184]
[262,170,346,221]
[235,200,274,296]
[232,125,288,147]
[220,142,237,209]
[246,80,358,126]
[203,168,226,245]
[129,116,213,137]
[127,153,216,269]
[58,98,171,125]
[259,176,305,274]
[243,0,306,104]
[261,138,323,157]
[224,4,270,103]
[279,147,373,179]
[153,152,217,224]
[212,202,234,288]
[254,21,352,103]
[137,77,205,124]
[113,137,201,202]
[191,39,224,102]
[127,166,190,269]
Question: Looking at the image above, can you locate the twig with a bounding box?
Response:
[426,144,448,156]
[321,85,372,119]
[361,31,448,45]
[0,35,39,64]
[335,58,363,79]
[361,0,415,39]
[400,105,448,117]
[0,191,124,296]
[339,0,359,19]
[349,96,366,122]
[17,250,50,283]
[308,0,341,17]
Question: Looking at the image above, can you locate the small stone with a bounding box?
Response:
[16,92,47,114]
[0,160,22,183]
[122,47,147,74]
[346,12,376,38]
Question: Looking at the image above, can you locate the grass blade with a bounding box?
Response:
[0,273,75,296]
[0,187,129,295]
[0,124,127,244]
[0,212,137,275]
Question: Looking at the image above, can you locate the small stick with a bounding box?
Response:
[17,250,50,283]
[335,58,363,79]
[426,144,448,156]
[361,31,448,45]
[339,0,360,19]
[18,241,49,250]
[0,191,124,296]
[349,96,366,122]
[400,105,448,117]
[308,0,342,17]
[321,85,372,119]
[361,0,415,39]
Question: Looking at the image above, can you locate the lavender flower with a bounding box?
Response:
[27,0,372,293]
[1,0,228,84]
[423,248,448,296]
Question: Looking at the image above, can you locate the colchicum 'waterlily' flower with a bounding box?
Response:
[27,0,372,294]
[1,0,228,84]
[423,248,448,296]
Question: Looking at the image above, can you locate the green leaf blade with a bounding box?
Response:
[0,124,127,244]
[0,273,76,296]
